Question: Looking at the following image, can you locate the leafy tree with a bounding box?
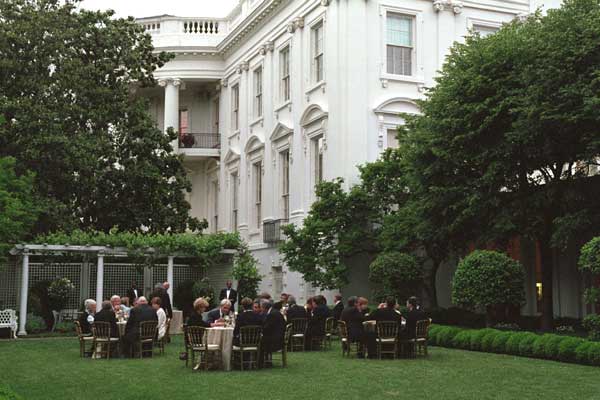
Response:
[0,156,40,260]
[232,245,262,301]
[401,0,600,329]
[0,0,200,234]
[368,251,422,303]
[452,250,525,325]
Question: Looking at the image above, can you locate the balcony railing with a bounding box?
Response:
[179,133,220,149]
[263,219,288,244]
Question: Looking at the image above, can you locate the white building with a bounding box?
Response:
[135,0,562,309]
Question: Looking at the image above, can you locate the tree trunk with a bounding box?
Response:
[423,261,439,309]
[539,238,554,331]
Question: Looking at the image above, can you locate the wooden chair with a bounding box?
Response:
[269,323,292,368]
[91,322,119,359]
[186,326,221,371]
[74,321,94,358]
[232,325,262,371]
[136,321,158,358]
[400,319,432,358]
[157,318,171,355]
[289,318,308,352]
[376,321,399,360]
[324,317,336,349]
[338,321,362,357]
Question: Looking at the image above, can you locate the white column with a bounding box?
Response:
[18,251,30,336]
[159,78,182,151]
[95,253,104,312]
[167,256,174,304]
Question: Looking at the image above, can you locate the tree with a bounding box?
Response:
[368,251,422,303]
[579,237,600,314]
[0,156,40,260]
[0,0,201,234]
[232,245,262,300]
[452,250,526,325]
[401,0,600,330]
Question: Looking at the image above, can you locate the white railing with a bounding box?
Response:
[137,16,230,49]
[182,19,222,35]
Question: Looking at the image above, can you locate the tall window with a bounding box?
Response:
[281,150,290,220]
[387,128,399,148]
[280,46,290,102]
[312,22,324,83]
[313,137,324,187]
[231,84,239,131]
[253,67,263,118]
[212,180,219,233]
[231,172,238,232]
[386,14,414,76]
[253,162,262,228]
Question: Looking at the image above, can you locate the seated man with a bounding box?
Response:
[259,299,286,367]
[78,299,96,334]
[233,297,264,346]
[285,296,307,321]
[110,295,130,317]
[340,296,376,358]
[305,295,330,350]
[206,299,232,325]
[401,296,427,340]
[94,300,119,338]
[368,296,403,324]
[121,297,158,357]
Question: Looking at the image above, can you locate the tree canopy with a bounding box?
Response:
[0,0,200,235]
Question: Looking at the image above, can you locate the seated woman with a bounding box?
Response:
[151,297,167,341]
[186,297,210,328]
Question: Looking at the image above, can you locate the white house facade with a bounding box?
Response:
[132,0,587,317]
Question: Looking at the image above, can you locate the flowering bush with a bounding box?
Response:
[47,278,75,311]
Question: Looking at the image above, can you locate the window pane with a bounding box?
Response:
[387,14,412,47]
[387,45,412,76]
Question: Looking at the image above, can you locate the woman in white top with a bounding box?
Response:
[151,297,167,340]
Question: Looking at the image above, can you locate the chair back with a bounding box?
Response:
[164,318,171,340]
[284,323,293,347]
[140,321,158,340]
[376,321,399,339]
[325,317,335,334]
[415,319,432,340]
[338,320,349,339]
[74,321,84,337]
[290,318,308,335]
[92,321,111,340]
[239,325,262,347]
[186,326,208,349]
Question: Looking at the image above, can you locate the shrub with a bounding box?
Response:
[532,334,552,359]
[192,278,215,309]
[47,277,75,311]
[25,314,46,333]
[558,337,585,363]
[543,335,566,360]
[452,330,475,349]
[232,248,262,301]
[437,326,462,347]
[469,328,496,351]
[517,332,539,358]
[505,332,529,355]
[53,321,75,334]
[428,307,486,329]
[575,342,593,364]
[491,332,511,354]
[369,251,422,302]
[586,342,600,366]
[493,322,521,332]
[428,325,444,345]
[579,237,600,275]
[481,330,500,353]
[0,385,23,400]
[582,314,600,341]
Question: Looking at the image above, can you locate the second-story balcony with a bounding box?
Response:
[138,15,230,50]
[178,132,220,160]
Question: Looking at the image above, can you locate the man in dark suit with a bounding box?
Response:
[233,297,264,346]
[368,297,403,324]
[219,280,237,312]
[332,294,344,321]
[122,297,158,357]
[285,296,307,321]
[94,300,119,338]
[161,281,173,319]
[402,296,427,339]
[126,281,141,305]
[206,299,232,324]
[305,295,330,350]
[259,299,286,367]
[340,296,376,358]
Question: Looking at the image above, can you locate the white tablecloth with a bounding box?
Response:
[206,327,234,371]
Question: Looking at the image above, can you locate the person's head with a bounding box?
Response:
[241,297,253,311]
[407,296,418,311]
[84,299,96,313]
[137,296,148,306]
[280,293,289,303]
[260,299,273,313]
[386,296,396,309]
[358,297,368,310]
[287,295,297,307]
[305,297,315,309]
[220,299,232,314]
[163,281,170,290]
[347,296,357,308]
[193,297,209,313]
[121,296,130,306]
[226,280,232,289]
[334,294,342,303]
[110,295,121,308]
[151,296,162,310]
[253,299,261,313]
[101,300,112,311]
[258,292,272,300]
[315,295,327,306]
[131,281,137,288]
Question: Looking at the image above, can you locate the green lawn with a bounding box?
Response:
[1,336,599,400]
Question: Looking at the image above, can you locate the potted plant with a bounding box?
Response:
[47,278,75,328]
[181,133,195,148]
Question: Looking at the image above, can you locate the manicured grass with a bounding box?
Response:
[1,336,599,400]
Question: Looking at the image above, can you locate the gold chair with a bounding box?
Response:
[289,318,308,352]
[74,321,94,358]
[187,326,221,371]
[338,321,362,357]
[400,318,432,358]
[91,321,119,359]
[232,325,262,371]
[136,321,158,358]
[324,317,336,349]
[376,321,399,360]
[269,323,292,368]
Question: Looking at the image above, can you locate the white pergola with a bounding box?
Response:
[10,244,236,336]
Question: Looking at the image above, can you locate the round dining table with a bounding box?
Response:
[206,327,234,371]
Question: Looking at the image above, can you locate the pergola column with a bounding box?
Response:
[159,78,182,151]
[167,256,174,304]
[95,252,104,311]
[18,250,30,336]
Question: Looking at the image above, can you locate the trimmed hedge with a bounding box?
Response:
[0,385,23,400]
[428,325,600,366]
